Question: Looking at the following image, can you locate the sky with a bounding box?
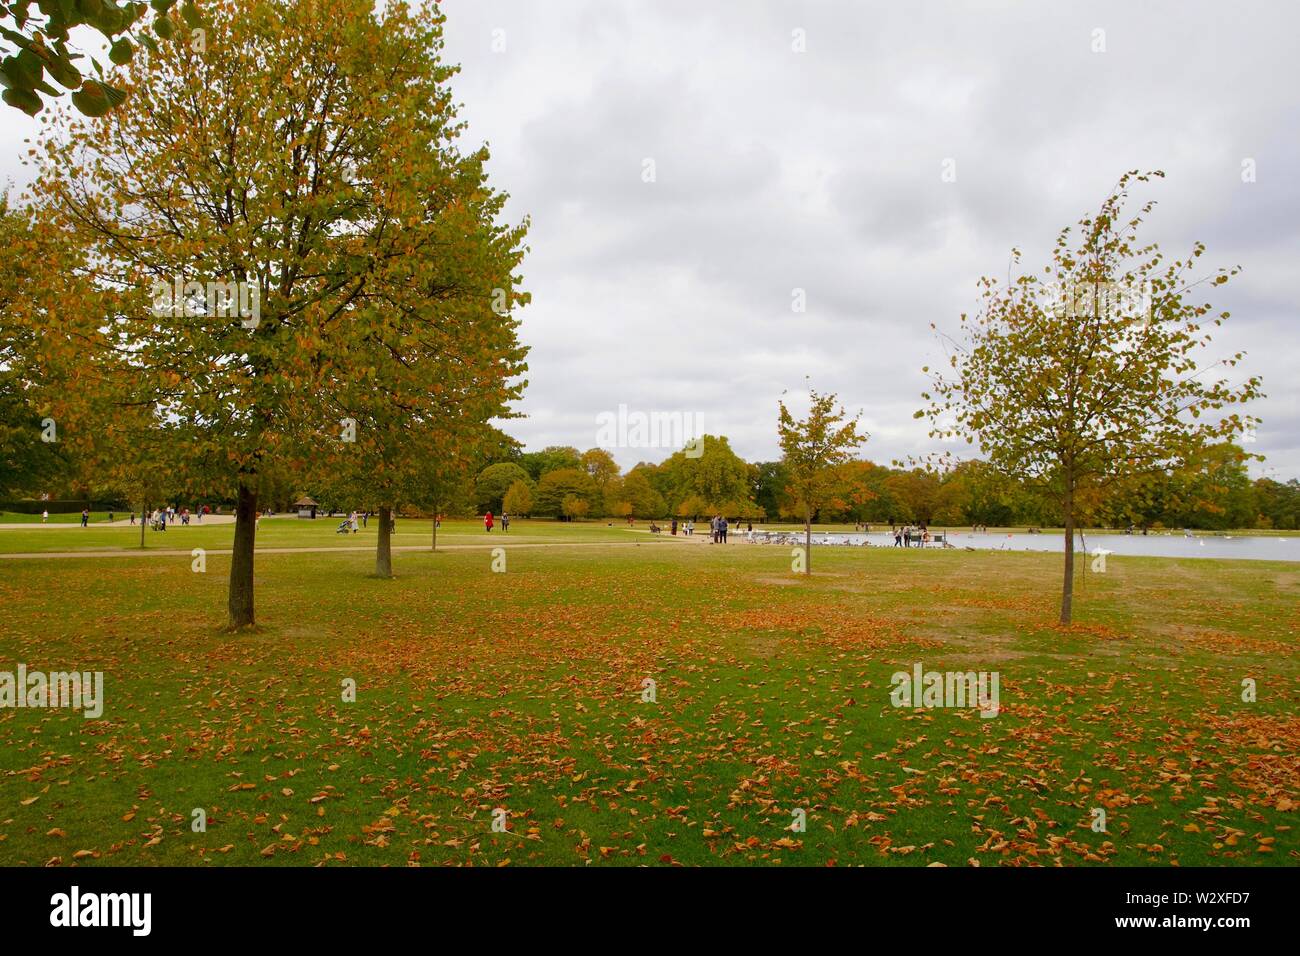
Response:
[3,0,1297,478]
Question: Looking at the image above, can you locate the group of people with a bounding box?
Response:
[144,506,205,529]
[893,524,934,547]
[338,511,396,533]
[663,515,754,542]
[483,511,510,532]
[138,506,203,530]
[41,505,210,527]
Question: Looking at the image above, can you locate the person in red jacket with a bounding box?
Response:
[484,511,494,532]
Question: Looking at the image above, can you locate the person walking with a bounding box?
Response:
[670,518,677,535]
[41,509,48,523]
[485,511,494,533]
[502,512,510,533]
[894,526,903,548]
[720,516,729,543]
[80,508,89,527]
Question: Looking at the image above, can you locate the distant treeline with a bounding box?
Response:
[14,433,1296,531]
[465,437,1298,531]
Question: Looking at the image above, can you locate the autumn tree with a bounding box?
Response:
[30,0,522,624]
[519,445,581,481]
[421,445,476,551]
[656,435,753,516]
[0,202,66,494]
[609,468,664,518]
[534,467,599,518]
[502,479,533,517]
[0,197,120,500]
[834,460,879,524]
[560,494,589,521]
[921,171,1262,623]
[776,387,867,573]
[476,462,532,514]
[580,447,619,502]
[317,158,528,578]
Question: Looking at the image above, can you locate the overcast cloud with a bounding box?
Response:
[4,0,1296,477]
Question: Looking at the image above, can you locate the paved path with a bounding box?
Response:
[0,514,236,529]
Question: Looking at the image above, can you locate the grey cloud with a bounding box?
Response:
[3,0,1295,475]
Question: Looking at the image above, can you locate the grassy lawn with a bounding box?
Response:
[0,516,645,553]
[0,524,1296,866]
[0,511,120,524]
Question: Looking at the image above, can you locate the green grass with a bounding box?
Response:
[0,523,1296,867]
[0,511,120,524]
[0,516,644,554]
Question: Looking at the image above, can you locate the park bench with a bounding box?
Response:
[907,531,947,547]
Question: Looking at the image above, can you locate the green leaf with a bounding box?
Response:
[70,78,125,116]
[45,54,83,89]
[15,48,44,86]
[2,86,42,115]
[109,37,134,65]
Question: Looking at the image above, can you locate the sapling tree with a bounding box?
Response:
[777,386,867,574]
[30,0,525,625]
[920,171,1262,623]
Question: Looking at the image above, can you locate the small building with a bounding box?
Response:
[294,496,318,519]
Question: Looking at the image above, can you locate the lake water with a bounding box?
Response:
[747,530,1298,562]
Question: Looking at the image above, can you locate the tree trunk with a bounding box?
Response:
[431,510,437,552]
[804,506,812,575]
[1060,492,1074,625]
[376,505,393,577]
[227,484,257,629]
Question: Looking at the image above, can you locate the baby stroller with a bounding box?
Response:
[335,518,352,534]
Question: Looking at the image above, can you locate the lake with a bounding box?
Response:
[747,530,1299,562]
